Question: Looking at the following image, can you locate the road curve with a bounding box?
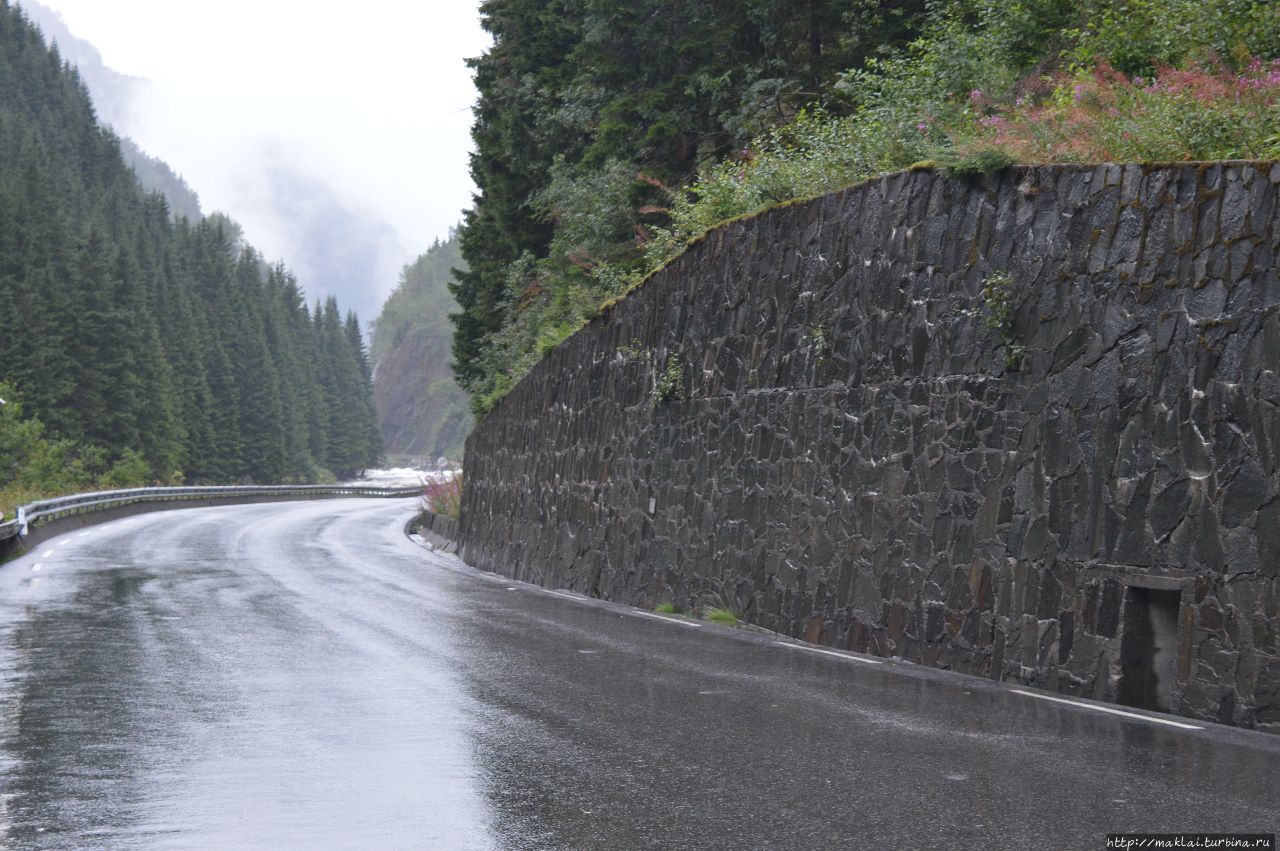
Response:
[0,498,1276,849]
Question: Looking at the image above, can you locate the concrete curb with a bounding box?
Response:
[406,510,460,553]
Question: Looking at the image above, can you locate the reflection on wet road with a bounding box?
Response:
[0,499,1276,849]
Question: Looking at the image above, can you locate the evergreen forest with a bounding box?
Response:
[452,0,1280,416]
[0,1,381,516]
[16,0,205,222]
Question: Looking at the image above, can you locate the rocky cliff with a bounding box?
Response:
[370,233,471,460]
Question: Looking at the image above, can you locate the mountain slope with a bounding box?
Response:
[370,232,470,461]
[17,0,415,325]
[0,0,380,488]
[16,0,203,221]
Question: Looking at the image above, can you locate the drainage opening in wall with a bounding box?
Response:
[1116,586,1182,713]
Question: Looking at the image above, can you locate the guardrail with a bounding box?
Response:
[0,484,421,542]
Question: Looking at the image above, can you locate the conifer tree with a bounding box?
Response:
[230,249,286,482]
[0,2,381,492]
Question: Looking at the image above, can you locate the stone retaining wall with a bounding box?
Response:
[461,162,1280,730]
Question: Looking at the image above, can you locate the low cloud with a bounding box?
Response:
[228,140,408,324]
[22,0,487,325]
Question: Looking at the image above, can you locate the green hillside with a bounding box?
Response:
[18,0,204,222]
[370,232,471,461]
[451,0,1280,417]
[0,1,381,515]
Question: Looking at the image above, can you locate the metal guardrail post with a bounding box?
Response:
[16,506,26,537]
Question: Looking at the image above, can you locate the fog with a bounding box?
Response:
[19,0,488,325]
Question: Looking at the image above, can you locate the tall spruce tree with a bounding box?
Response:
[345,311,384,467]
[450,0,582,390]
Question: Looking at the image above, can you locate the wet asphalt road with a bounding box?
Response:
[0,498,1276,850]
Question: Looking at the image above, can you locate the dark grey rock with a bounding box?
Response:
[1222,459,1269,527]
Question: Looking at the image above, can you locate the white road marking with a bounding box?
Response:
[774,641,885,665]
[31,564,42,572]
[577,649,601,654]
[507,587,517,591]
[1009,689,1204,730]
[77,531,90,538]
[41,550,54,558]
[58,539,71,547]
[632,609,702,628]
[548,590,584,601]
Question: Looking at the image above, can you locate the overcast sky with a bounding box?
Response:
[27,0,488,321]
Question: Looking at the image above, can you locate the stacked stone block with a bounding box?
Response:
[461,163,1280,730]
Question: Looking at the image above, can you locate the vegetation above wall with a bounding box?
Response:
[452,0,1280,417]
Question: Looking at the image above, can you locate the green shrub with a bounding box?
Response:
[971,271,1026,370]
[101,450,152,490]
[935,145,1016,177]
[651,355,687,407]
[0,382,159,518]
[423,475,463,520]
[1065,0,1280,75]
[805,325,833,366]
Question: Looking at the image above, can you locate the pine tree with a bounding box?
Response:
[312,299,374,478]
[344,311,383,467]
[450,0,582,390]
[0,3,382,492]
[230,249,286,482]
[263,265,314,480]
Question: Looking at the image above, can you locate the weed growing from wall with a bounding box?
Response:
[971,271,1025,370]
[652,354,687,407]
[617,339,652,366]
[804,324,832,366]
